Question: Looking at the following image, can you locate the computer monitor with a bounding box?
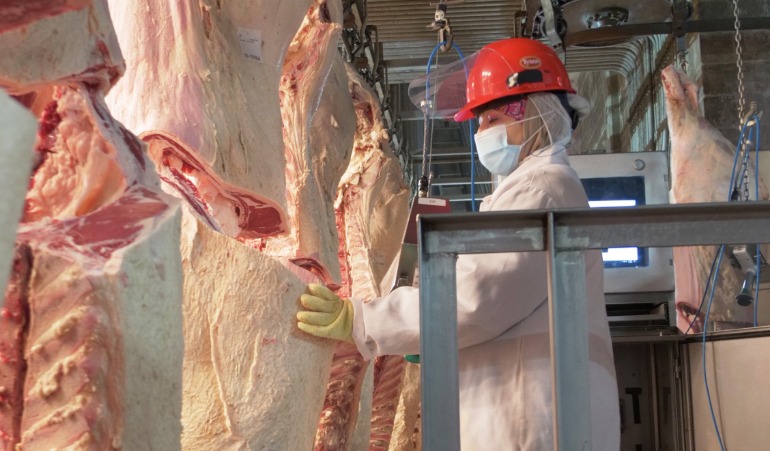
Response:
[568,151,675,294]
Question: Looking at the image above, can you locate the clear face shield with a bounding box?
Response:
[407,50,591,121]
[407,53,480,121]
[408,48,591,188]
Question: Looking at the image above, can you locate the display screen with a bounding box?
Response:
[581,176,649,268]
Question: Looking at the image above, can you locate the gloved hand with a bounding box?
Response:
[297,283,354,343]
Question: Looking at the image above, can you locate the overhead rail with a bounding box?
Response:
[565,16,770,46]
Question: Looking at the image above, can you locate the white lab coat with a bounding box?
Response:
[350,145,620,450]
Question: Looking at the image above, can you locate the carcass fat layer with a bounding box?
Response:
[179,211,335,451]
[106,0,317,220]
[0,1,90,33]
[0,0,123,94]
[388,363,422,451]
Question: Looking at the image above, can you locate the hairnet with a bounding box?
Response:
[521,92,574,155]
[567,93,592,118]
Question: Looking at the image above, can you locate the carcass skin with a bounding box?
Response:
[314,67,410,451]
[0,93,36,296]
[0,0,123,94]
[662,65,769,333]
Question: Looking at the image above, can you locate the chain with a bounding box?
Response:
[733,0,746,123]
[733,0,756,202]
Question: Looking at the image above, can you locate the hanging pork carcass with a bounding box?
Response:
[2,0,413,448]
[102,0,402,448]
[663,65,769,333]
[313,64,410,451]
[0,1,184,448]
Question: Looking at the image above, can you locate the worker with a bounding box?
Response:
[297,37,620,450]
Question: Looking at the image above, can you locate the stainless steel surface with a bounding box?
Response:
[428,177,493,187]
[605,293,676,330]
[606,292,675,305]
[554,202,770,250]
[421,201,770,255]
[548,241,592,449]
[418,201,770,450]
[615,343,656,449]
[611,330,686,343]
[682,324,770,342]
[369,0,519,44]
[418,248,461,451]
[383,38,651,83]
[609,313,668,323]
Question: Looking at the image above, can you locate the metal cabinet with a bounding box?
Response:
[612,334,690,451]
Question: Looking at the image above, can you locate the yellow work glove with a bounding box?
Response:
[297,283,354,343]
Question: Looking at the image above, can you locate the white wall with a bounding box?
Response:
[687,335,770,450]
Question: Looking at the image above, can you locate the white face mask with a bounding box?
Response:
[473,121,540,176]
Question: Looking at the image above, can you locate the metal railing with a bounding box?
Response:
[417,201,770,450]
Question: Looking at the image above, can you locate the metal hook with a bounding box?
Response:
[429,2,454,52]
[741,101,762,127]
[675,35,688,73]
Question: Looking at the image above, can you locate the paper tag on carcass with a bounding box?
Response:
[237,27,263,62]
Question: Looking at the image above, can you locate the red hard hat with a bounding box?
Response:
[454,38,575,122]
